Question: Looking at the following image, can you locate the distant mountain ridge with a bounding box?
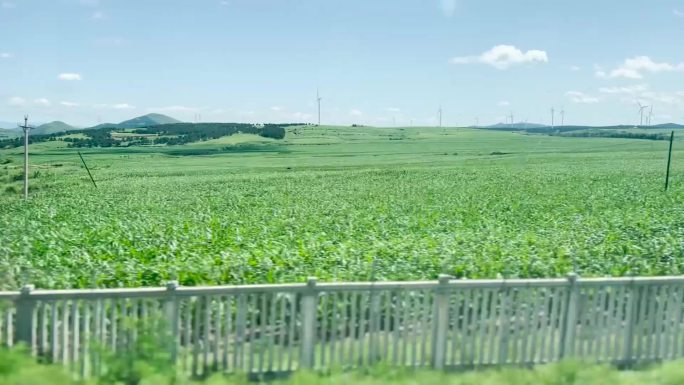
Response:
[116,113,181,128]
[84,113,182,130]
[479,122,684,131]
[32,121,78,135]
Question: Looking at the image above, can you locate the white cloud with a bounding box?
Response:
[0,52,13,59]
[451,45,548,70]
[599,84,648,95]
[440,0,457,17]
[149,105,198,113]
[1,2,15,8]
[58,73,82,81]
[60,101,80,107]
[674,9,684,17]
[597,56,684,79]
[33,98,51,107]
[497,100,510,107]
[387,107,401,112]
[92,11,104,20]
[291,112,312,121]
[565,91,600,104]
[270,106,283,111]
[349,109,363,116]
[95,103,135,109]
[597,84,684,108]
[8,96,26,106]
[569,65,581,71]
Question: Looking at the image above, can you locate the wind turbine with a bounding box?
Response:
[509,112,514,124]
[648,105,654,126]
[637,102,649,126]
[560,109,565,126]
[316,89,322,126]
[550,107,555,129]
[438,106,442,127]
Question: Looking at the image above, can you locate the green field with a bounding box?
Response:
[4,344,684,385]
[0,126,682,289]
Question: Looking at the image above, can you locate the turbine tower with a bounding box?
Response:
[560,109,565,126]
[316,89,322,126]
[550,107,555,129]
[648,105,654,126]
[438,106,442,127]
[637,102,649,126]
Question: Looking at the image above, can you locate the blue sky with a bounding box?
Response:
[1,0,683,127]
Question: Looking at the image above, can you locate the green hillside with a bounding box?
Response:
[32,121,77,135]
[116,113,181,128]
[0,128,19,138]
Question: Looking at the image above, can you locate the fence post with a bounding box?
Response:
[622,278,637,366]
[432,274,451,369]
[300,277,318,369]
[15,284,36,351]
[165,281,180,364]
[559,273,579,359]
[368,285,381,364]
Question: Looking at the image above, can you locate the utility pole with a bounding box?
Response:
[18,115,32,200]
[665,131,674,191]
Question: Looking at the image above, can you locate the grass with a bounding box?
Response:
[3,343,684,385]
[0,126,682,289]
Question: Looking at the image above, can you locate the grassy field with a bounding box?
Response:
[0,126,682,289]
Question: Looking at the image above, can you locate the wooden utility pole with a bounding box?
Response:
[665,130,674,191]
[18,115,32,200]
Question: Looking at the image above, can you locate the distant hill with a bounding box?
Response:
[479,122,684,132]
[0,128,19,139]
[88,123,120,130]
[32,121,77,135]
[116,113,181,129]
[482,122,547,130]
[650,123,684,129]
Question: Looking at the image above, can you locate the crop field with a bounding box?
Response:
[0,126,682,289]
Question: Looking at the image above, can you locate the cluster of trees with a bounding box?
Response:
[0,123,292,149]
[552,131,670,141]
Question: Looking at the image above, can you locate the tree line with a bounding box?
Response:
[551,130,670,141]
[0,123,294,149]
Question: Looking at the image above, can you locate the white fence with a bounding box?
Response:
[1,274,684,377]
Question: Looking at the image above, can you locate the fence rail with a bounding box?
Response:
[2,274,684,377]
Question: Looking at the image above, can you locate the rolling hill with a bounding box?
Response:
[651,123,684,129]
[0,128,18,139]
[31,121,78,135]
[116,113,181,128]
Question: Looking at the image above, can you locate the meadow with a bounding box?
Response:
[0,126,682,289]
